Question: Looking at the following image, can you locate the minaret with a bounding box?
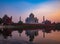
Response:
[42,16,45,24]
[42,16,45,38]
[19,16,21,21]
[43,16,45,22]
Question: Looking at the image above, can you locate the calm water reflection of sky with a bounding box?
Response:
[0,29,60,44]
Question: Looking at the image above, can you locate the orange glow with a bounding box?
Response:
[32,8,60,23]
[47,9,60,23]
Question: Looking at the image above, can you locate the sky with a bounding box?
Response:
[0,0,60,23]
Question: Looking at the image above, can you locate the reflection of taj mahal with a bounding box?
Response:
[25,13,38,24]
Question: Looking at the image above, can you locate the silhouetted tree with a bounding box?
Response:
[2,14,12,25]
[55,23,60,29]
[18,21,23,24]
[0,18,2,24]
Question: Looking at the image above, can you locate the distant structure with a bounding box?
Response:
[25,13,38,24]
[42,16,51,24]
[2,14,12,25]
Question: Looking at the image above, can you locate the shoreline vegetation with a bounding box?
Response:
[0,23,60,30]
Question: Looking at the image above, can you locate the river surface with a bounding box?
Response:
[0,28,60,44]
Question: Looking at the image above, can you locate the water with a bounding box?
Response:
[0,28,60,44]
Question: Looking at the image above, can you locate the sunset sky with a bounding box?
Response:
[0,0,60,23]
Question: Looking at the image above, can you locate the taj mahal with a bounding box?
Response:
[25,13,38,24]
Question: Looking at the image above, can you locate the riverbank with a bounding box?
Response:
[0,23,60,30]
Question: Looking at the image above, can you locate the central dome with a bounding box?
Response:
[29,13,34,18]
